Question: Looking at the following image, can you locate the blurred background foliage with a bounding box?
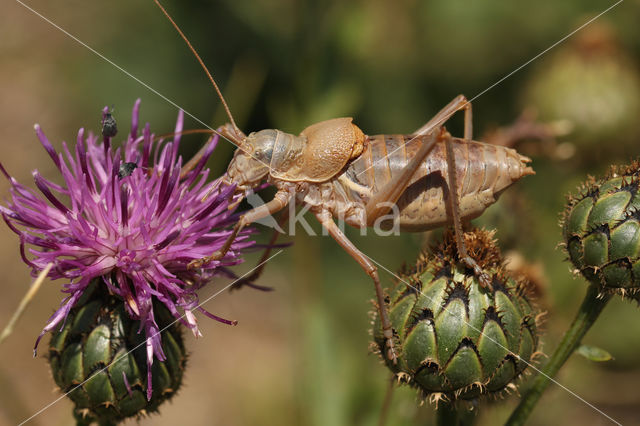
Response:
[1,1,640,425]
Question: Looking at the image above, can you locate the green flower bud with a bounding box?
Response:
[523,24,640,152]
[373,230,541,403]
[562,162,640,297]
[48,281,186,424]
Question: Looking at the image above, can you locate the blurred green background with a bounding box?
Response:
[1,1,640,425]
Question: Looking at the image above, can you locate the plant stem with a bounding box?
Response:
[436,402,459,426]
[435,401,477,426]
[377,375,395,426]
[0,263,51,345]
[505,284,611,425]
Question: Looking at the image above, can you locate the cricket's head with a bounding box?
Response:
[223,125,274,193]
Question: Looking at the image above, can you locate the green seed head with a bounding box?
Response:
[48,281,186,424]
[523,26,640,152]
[562,161,640,297]
[372,230,541,403]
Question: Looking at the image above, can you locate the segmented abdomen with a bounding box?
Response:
[335,134,533,230]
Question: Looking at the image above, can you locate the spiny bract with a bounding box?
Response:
[373,229,541,403]
[562,161,640,297]
[48,281,186,424]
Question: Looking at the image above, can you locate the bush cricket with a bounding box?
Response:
[154,0,534,363]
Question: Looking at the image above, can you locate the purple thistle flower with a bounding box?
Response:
[1,100,253,399]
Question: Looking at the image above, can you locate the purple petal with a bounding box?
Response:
[34,124,61,170]
[2,101,261,390]
[32,172,69,214]
[131,98,141,139]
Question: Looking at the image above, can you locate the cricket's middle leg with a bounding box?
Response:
[315,210,398,364]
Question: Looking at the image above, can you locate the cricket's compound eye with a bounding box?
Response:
[226,130,276,189]
[244,130,276,164]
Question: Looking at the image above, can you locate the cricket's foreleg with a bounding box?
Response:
[315,210,398,364]
[413,94,473,140]
[188,190,291,269]
[230,208,291,292]
[443,135,492,289]
[365,130,440,224]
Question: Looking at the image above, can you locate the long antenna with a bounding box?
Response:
[153,0,240,135]
[159,125,242,147]
[154,127,245,149]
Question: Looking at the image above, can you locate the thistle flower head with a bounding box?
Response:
[1,100,253,399]
[372,229,542,403]
[562,160,640,299]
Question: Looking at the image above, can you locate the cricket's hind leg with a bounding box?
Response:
[365,94,474,224]
[443,132,492,289]
[413,94,473,140]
